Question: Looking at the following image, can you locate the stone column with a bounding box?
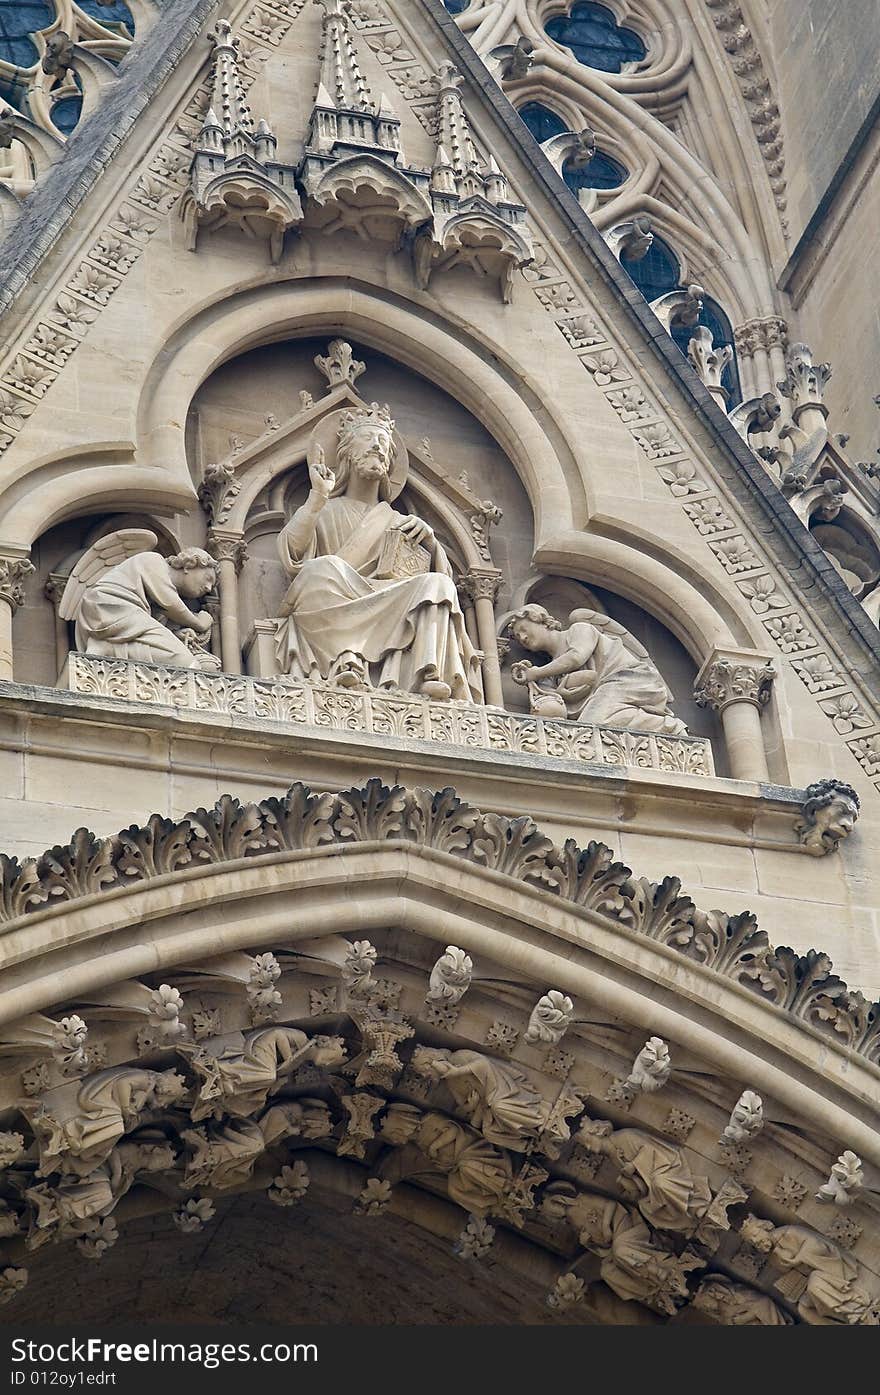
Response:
[694,648,775,782]
[208,529,247,675]
[0,554,35,680]
[44,572,71,678]
[460,567,504,708]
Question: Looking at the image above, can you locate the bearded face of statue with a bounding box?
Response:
[342,422,394,483]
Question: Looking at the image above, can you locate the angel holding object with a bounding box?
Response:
[506,603,686,735]
[59,530,221,671]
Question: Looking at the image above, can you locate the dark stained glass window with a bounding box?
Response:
[518,102,628,194]
[545,3,646,74]
[0,1,54,68]
[625,235,742,404]
[443,0,470,13]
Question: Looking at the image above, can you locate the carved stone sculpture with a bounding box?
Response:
[410,1046,550,1151]
[575,1194,702,1315]
[816,1151,864,1206]
[720,1090,764,1146]
[524,991,574,1046]
[277,406,481,701]
[622,1036,672,1096]
[577,1118,714,1235]
[59,531,220,671]
[795,779,860,856]
[25,1066,187,1177]
[408,1111,514,1215]
[187,1027,347,1121]
[691,1275,792,1325]
[181,1100,306,1190]
[740,1215,879,1325]
[425,947,473,1008]
[507,604,686,734]
[26,1139,175,1244]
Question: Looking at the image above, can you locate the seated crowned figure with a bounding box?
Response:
[276,404,482,702]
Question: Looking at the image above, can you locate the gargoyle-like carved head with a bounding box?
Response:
[795,778,860,857]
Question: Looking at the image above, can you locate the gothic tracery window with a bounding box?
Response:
[624,234,742,406]
[0,0,133,147]
[545,2,646,73]
[517,101,627,194]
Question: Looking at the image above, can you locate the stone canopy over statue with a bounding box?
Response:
[276,404,482,703]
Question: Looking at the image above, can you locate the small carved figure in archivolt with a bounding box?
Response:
[59,530,220,671]
[506,604,686,733]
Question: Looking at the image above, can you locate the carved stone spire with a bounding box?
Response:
[182,23,303,263]
[204,20,254,145]
[435,60,485,192]
[315,0,373,112]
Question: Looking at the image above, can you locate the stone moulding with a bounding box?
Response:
[0,776,877,1066]
[63,654,715,776]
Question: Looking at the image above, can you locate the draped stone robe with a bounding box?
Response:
[277,497,482,701]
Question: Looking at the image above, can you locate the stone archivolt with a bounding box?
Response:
[0,927,876,1325]
[0,778,878,1065]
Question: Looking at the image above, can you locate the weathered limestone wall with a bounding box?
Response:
[768,0,879,244]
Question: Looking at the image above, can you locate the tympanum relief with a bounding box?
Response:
[40,338,711,775]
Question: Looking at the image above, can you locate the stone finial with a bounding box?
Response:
[524,990,574,1046]
[795,779,860,857]
[51,1014,89,1075]
[342,939,378,1001]
[816,1151,864,1206]
[426,946,473,1008]
[246,952,283,1023]
[778,343,832,422]
[147,984,186,1040]
[687,325,733,407]
[315,339,366,391]
[720,1090,764,1146]
[694,652,775,713]
[624,1036,671,1094]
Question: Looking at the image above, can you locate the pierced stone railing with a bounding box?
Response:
[64,655,715,776]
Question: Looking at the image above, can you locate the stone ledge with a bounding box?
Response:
[61,654,716,778]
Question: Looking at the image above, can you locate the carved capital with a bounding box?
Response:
[735,317,789,357]
[44,572,69,609]
[459,568,502,604]
[0,556,34,610]
[795,778,860,857]
[694,649,775,712]
[207,530,247,573]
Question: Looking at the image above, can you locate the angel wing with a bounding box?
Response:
[568,608,653,666]
[58,529,158,622]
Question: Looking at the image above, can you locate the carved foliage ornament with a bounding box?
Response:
[0,781,877,1062]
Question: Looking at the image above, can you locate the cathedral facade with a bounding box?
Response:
[0,0,877,1326]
